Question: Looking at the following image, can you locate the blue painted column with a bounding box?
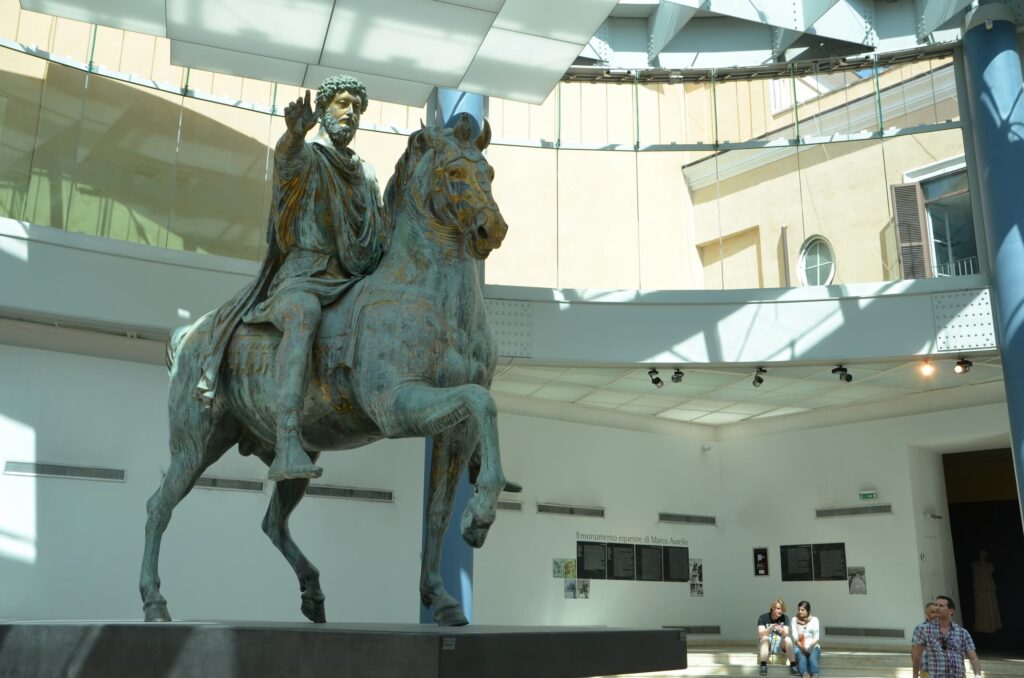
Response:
[420,88,485,623]
[435,88,484,135]
[961,5,1024,528]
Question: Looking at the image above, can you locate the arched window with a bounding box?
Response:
[798,237,836,286]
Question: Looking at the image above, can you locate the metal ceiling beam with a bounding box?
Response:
[916,0,972,39]
[647,0,702,61]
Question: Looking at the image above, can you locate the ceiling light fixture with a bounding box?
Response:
[953,358,973,374]
[831,365,853,382]
[752,367,767,388]
[671,369,684,383]
[919,360,936,377]
[648,369,664,388]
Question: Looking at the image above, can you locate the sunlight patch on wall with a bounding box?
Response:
[0,413,37,564]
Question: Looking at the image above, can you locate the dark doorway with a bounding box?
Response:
[943,449,1023,655]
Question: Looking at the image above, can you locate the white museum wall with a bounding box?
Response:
[0,343,425,623]
[473,406,1010,643]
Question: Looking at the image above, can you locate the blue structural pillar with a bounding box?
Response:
[961,5,1024,529]
[419,88,485,624]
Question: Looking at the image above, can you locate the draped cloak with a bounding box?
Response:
[195,136,386,402]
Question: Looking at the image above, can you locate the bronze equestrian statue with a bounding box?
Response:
[139,74,515,627]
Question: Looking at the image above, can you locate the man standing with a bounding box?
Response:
[196,75,387,481]
[912,596,982,678]
[757,598,798,675]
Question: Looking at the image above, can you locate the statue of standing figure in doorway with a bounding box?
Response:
[971,549,1002,633]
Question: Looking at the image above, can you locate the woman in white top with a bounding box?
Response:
[791,600,821,678]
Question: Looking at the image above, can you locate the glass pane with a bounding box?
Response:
[556,149,639,289]
[0,49,47,220]
[796,65,875,139]
[173,97,272,260]
[798,139,888,285]
[66,74,181,247]
[922,170,968,200]
[23,61,87,229]
[927,192,977,275]
[699,147,801,290]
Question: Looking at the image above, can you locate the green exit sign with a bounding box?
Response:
[859,491,878,500]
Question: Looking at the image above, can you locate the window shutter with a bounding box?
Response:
[891,183,931,279]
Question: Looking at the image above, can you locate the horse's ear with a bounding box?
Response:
[452,113,475,144]
[476,119,491,151]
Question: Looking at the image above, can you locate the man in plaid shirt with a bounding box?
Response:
[912,596,982,678]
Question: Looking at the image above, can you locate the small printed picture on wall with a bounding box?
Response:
[577,579,591,599]
[553,558,567,578]
[754,547,769,576]
[564,559,577,579]
[848,566,867,594]
[690,558,703,584]
[564,579,577,599]
[691,582,704,597]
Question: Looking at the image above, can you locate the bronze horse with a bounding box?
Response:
[140,114,513,626]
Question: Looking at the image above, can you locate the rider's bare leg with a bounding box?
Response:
[268,293,323,482]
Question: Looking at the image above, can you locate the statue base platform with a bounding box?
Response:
[0,620,686,678]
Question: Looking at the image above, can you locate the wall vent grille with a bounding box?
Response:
[537,503,605,518]
[306,484,394,502]
[816,504,893,518]
[497,500,523,511]
[659,512,716,526]
[663,625,720,635]
[195,476,265,493]
[4,461,125,482]
[825,626,904,639]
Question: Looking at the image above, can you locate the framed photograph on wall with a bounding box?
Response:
[754,547,769,576]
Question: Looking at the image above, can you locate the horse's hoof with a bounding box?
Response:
[460,506,490,548]
[503,479,523,493]
[301,598,326,623]
[268,464,323,482]
[143,602,172,622]
[433,603,468,626]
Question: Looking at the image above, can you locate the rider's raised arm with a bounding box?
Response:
[276,90,317,178]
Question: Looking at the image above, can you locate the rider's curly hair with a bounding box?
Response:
[316,75,368,113]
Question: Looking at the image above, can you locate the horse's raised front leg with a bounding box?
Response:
[420,430,473,626]
[260,451,326,623]
[365,382,507,549]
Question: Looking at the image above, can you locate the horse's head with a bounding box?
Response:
[385,113,507,259]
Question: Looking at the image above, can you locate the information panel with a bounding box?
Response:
[812,543,848,581]
[780,544,813,581]
[636,545,664,582]
[576,541,607,580]
[607,543,637,580]
[663,546,690,582]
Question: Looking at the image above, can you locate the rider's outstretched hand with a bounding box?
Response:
[285,89,318,137]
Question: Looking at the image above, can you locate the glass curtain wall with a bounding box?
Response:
[0,3,969,290]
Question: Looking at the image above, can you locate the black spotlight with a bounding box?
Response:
[832,365,853,382]
[752,367,767,388]
[671,369,684,383]
[954,358,973,375]
[648,369,664,388]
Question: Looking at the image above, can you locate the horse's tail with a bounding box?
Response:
[166,325,191,373]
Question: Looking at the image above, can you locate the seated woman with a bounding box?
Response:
[791,600,821,678]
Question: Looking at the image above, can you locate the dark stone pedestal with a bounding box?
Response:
[0,621,686,678]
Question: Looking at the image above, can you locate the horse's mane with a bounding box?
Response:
[383,128,430,232]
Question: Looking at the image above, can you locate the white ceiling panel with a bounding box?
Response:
[304,64,435,108]
[171,41,307,87]
[21,0,167,35]
[494,0,619,44]
[460,29,585,103]
[166,0,334,64]
[319,0,496,89]
[434,0,507,11]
